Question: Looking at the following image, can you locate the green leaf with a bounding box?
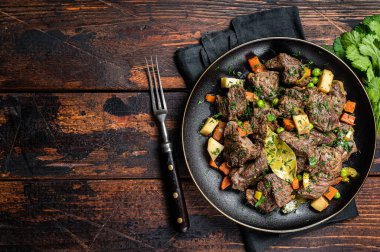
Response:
[368,20,380,39]
[366,77,380,131]
[333,37,345,59]
[346,44,372,72]
[264,128,297,182]
[363,14,380,26]
[353,23,370,35]
[358,34,380,74]
[341,30,365,49]
[366,66,375,82]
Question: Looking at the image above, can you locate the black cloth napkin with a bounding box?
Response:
[175,7,305,88]
[174,6,359,252]
[241,201,358,251]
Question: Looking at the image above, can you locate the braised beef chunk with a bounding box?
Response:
[250,108,280,141]
[223,121,260,167]
[279,131,335,157]
[227,86,248,120]
[306,89,344,132]
[306,146,342,177]
[246,174,292,213]
[246,181,277,213]
[264,53,303,85]
[264,55,283,70]
[230,147,267,191]
[278,96,303,118]
[283,65,303,85]
[216,95,229,119]
[298,175,336,199]
[247,71,280,99]
[265,174,293,208]
[297,157,308,173]
[265,53,301,71]
[278,88,308,117]
[330,80,347,104]
[337,140,357,161]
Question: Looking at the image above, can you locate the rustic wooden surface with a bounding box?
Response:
[0,0,380,251]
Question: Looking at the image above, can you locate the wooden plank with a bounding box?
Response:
[0,92,379,180]
[0,92,188,179]
[0,0,379,91]
[0,177,379,251]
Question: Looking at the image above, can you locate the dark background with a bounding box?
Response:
[0,0,379,250]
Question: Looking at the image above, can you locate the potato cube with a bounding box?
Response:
[207,137,224,161]
[200,117,219,136]
[292,114,311,135]
[311,196,329,212]
[221,77,244,88]
[303,172,310,188]
[317,69,334,93]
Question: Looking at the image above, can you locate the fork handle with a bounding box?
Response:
[161,142,189,233]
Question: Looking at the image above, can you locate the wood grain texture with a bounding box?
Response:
[0,92,379,180]
[0,92,187,179]
[0,0,380,91]
[0,1,380,251]
[0,177,379,251]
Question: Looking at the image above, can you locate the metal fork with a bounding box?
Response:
[145,56,189,233]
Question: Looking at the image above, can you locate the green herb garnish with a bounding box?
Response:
[255,196,266,208]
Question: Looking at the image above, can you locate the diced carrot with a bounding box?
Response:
[237,121,253,137]
[243,121,253,135]
[213,126,224,140]
[340,113,355,125]
[219,162,231,176]
[248,56,266,73]
[245,91,258,102]
[323,186,339,200]
[220,176,231,190]
[291,177,300,190]
[344,100,356,113]
[218,121,227,129]
[332,177,342,185]
[283,118,296,131]
[205,94,216,103]
[209,159,218,169]
[237,126,247,137]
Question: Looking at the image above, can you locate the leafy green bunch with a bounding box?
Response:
[333,15,380,131]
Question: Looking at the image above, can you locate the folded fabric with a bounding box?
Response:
[174,6,305,88]
[241,201,358,252]
[174,6,359,252]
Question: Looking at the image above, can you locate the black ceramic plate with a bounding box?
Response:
[182,37,376,233]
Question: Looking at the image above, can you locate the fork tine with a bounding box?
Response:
[155,56,167,110]
[151,56,162,110]
[145,57,157,111]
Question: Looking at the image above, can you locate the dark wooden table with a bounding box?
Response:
[0,1,380,251]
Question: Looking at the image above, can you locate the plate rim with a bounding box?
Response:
[181,36,377,233]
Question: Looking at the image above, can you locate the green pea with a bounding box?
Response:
[309,123,314,130]
[276,127,285,134]
[257,100,265,108]
[340,168,348,177]
[272,98,279,107]
[307,82,315,88]
[312,68,321,77]
[267,114,276,122]
[334,191,341,199]
[311,76,319,84]
[297,174,303,181]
